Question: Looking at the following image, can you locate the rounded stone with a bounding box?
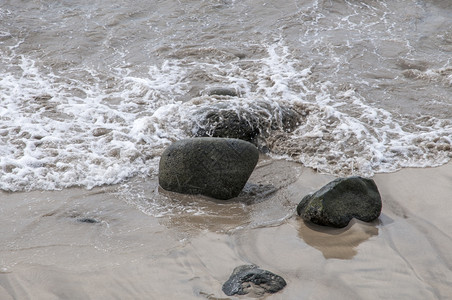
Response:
[159,138,259,200]
[222,265,287,296]
[296,176,382,228]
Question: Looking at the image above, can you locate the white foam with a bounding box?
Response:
[1,6,452,192]
[0,51,192,191]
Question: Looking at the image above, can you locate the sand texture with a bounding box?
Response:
[1,157,452,299]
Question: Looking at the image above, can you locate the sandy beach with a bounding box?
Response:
[1,156,452,299]
[1,0,452,299]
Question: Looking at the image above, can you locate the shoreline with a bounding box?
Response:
[1,158,452,299]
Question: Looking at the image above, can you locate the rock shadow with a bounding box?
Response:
[156,181,278,233]
[298,219,379,259]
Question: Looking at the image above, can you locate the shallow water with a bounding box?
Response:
[1,161,452,299]
[2,2,452,298]
[1,0,452,191]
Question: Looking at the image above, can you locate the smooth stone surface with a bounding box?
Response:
[222,265,287,297]
[297,176,382,228]
[159,138,259,200]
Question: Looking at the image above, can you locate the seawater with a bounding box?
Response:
[1,0,452,192]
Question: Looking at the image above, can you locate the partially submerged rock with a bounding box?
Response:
[195,110,261,143]
[159,138,259,200]
[193,101,301,145]
[205,87,238,97]
[222,265,287,297]
[297,176,382,228]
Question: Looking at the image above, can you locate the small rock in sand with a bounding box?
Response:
[222,265,287,297]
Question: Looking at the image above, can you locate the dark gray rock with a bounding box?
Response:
[195,110,261,143]
[77,218,100,224]
[159,138,259,200]
[193,101,301,145]
[222,265,287,297]
[297,176,382,228]
[206,87,238,97]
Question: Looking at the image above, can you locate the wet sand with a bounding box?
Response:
[1,157,452,299]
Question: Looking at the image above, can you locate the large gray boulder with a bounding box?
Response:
[159,138,259,200]
[222,265,287,297]
[297,176,382,228]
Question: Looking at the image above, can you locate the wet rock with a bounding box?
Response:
[158,138,259,200]
[193,101,301,145]
[195,110,261,143]
[222,265,287,297]
[77,218,100,224]
[92,127,111,137]
[297,176,382,228]
[279,106,301,132]
[205,87,238,97]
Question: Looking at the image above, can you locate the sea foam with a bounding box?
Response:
[1,0,452,191]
